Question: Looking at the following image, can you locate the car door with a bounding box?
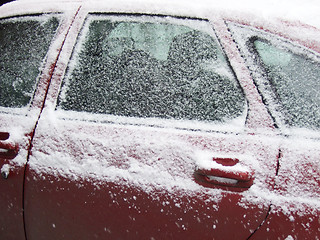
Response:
[228,22,320,238]
[0,12,70,239]
[24,12,280,239]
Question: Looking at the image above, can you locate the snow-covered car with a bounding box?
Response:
[1,0,320,239]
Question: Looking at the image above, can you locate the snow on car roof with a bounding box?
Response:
[2,0,320,54]
[2,0,320,29]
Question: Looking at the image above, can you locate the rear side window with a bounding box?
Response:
[228,22,320,131]
[0,15,59,108]
[252,39,320,129]
[58,15,245,123]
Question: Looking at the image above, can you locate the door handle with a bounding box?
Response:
[0,132,19,160]
[194,156,254,191]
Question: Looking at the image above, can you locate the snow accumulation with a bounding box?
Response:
[194,150,252,175]
[2,0,320,223]
[30,104,320,215]
[12,0,320,30]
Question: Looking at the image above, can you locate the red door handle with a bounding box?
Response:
[194,156,254,191]
[0,132,19,159]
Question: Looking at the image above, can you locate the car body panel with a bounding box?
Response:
[0,114,32,240]
[25,112,279,239]
[249,140,320,239]
[257,137,320,239]
[22,6,281,239]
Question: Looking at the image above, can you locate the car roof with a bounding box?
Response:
[1,0,320,53]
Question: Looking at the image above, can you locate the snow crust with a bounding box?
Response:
[1,164,10,178]
[1,0,319,33]
[9,0,320,30]
[194,150,252,174]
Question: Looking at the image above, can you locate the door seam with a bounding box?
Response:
[21,6,82,240]
[246,148,282,239]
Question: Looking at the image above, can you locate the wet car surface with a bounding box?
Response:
[0,1,320,239]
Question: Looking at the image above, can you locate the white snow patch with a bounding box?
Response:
[1,164,10,179]
[194,150,253,173]
[2,0,320,30]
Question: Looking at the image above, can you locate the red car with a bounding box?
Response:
[1,1,320,239]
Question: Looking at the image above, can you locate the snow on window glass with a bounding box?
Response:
[253,39,320,129]
[0,15,60,108]
[58,15,245,123]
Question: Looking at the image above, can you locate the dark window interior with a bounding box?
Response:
[0,15,59,108]
[252,39,320,129]
[58,17,245,123]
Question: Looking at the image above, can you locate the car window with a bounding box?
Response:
[58,15,245,123]
[0,15,60,108]
[252,39,320,129]
[228,22,320,131]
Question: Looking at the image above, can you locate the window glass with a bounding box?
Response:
[58,16,245,123]
[253,40,320,129]
[0,15,60,108]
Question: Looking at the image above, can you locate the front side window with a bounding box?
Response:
[0,15,60,108]
[252,39,320,129]
[58,15,245,123]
